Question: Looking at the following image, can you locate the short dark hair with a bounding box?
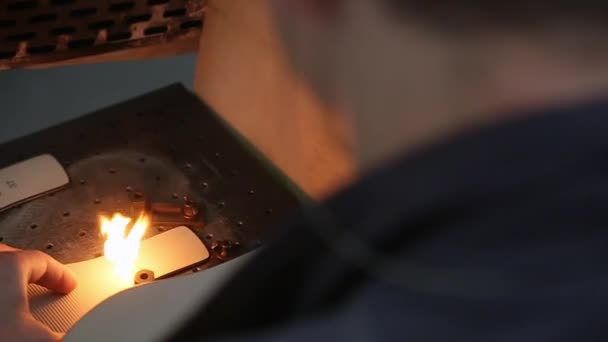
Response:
[385,2,607,29]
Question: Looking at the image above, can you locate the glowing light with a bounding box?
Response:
[100,212,149,282]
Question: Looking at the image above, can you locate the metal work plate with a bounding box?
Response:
[0,84,301,271]
[0,0,205,69]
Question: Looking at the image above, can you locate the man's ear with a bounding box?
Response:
[276,0,343,23]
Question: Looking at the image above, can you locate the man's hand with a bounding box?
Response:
[0,244,77,342]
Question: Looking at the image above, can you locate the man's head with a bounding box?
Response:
[271,0,608,167]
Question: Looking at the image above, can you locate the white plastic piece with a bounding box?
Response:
[28,226,210,333]
[0,154,69,210]
[65,253,256,342]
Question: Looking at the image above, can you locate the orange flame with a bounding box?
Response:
[100,213,149,282]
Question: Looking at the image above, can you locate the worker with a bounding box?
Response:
[4,0,608,340]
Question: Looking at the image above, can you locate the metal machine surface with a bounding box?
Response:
[0,84,301,271]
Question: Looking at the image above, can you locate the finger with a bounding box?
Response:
[16,250,77,294]
[0,243,20,252]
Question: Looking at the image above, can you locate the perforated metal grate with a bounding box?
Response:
[0,0,205,68]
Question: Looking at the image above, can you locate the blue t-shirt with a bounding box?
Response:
[171,98,608,341]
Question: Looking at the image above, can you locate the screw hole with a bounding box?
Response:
[157,226,165,232]
[248,189,255,195]
[109,168,117,174]
[139,272,149,280]
[6,31,36,41]
[50,26,76,36]
[181,20,202,30]
[27,44,56,55]
[79,179,86,185]
[144,25,168,35]
[204,233,213,240]
[236,221,244,227]
[63,211,70,217]
[265,208,274,215]
[79,231,86,237]
[50,0,77,5]
[192,267,201,273]
[107,31,132,42]
[185,163,192,169]
[89,19,114,30]
[126,186,133,192]
[0,50,16,59]
[30,13,57,23]
[171,193,179,200]
[30,224,37,229]
[215,152,221,158]
[94,198,101,204]
[0,237,3,242]
[127,14,151,24]
[70,7,96,17]
[201,182,209,188]
[163,7,186,18]
[155,176,161,182]
[218,201,226,208]
[109,1,135,12]
[68,38,95,49]
[0,19,16,28]
[46,243,54,250]
[139,158,146,163]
